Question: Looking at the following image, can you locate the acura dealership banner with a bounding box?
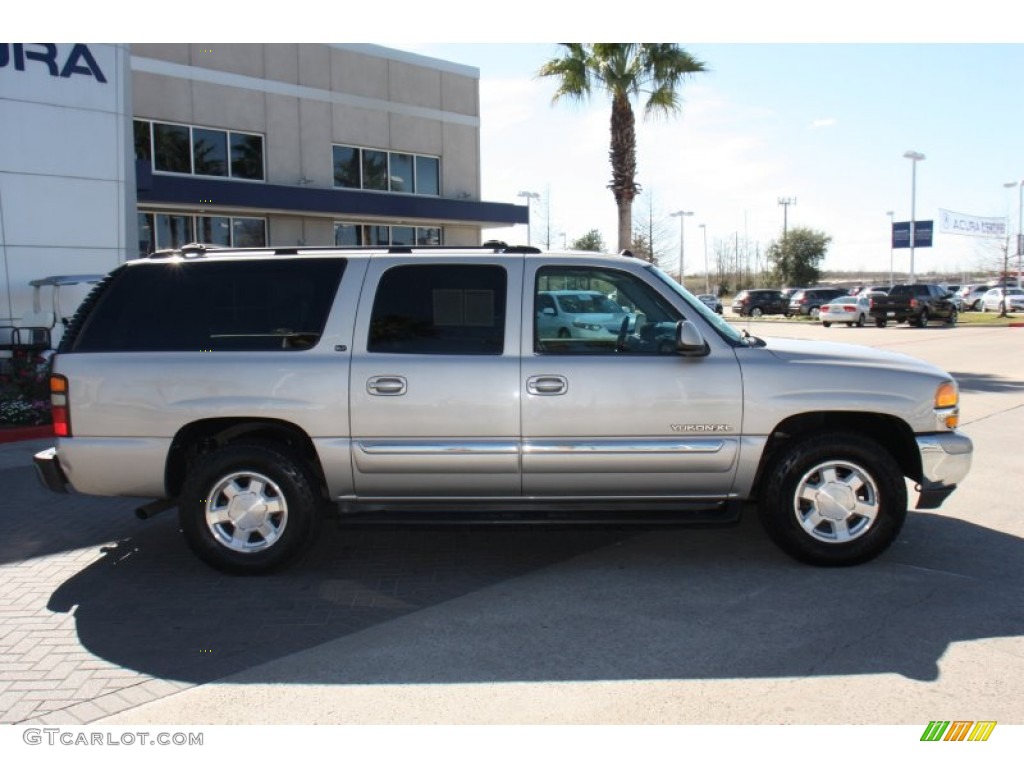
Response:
[939,209,1007,238]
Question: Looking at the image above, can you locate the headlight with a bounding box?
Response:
[935,380,959,429]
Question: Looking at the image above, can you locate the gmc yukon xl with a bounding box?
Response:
[34,244,973,573]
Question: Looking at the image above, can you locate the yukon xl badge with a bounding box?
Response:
[671,424,733,433]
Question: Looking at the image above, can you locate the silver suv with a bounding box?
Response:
[34,244,972,573]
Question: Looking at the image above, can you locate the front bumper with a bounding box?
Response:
[914,432,973,509]
[33,447,70,494]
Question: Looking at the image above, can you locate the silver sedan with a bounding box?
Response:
[981,287,1024,313]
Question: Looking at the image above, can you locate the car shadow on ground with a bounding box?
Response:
[948,370,1024,394]
[45,508,1024,687]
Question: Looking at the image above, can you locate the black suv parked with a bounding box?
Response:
[731,289,787,317]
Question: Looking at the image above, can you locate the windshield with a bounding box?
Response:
[644,264,745,345]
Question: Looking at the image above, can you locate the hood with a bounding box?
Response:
[761,336,952,379]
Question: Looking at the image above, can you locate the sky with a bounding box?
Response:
[400,41,1024,280]
[18,1,1024,281]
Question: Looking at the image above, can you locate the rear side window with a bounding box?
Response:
[368,264,506,355]
[70,259,346,352]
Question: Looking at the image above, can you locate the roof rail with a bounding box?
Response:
[142,242,545,260]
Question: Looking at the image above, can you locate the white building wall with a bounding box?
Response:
[0,43,133,322]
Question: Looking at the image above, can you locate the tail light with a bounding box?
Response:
[910,298,919,308]
[50,374,71,437]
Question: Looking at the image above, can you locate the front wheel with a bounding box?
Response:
[915,309,929,327]
[856,313,866,328]
[946,308,958,325]
[758,432,907,566]
[179,442,323,574]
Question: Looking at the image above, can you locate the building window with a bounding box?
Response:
[193,128,228,177]
[332,144,441,196]
[153,123,192,174]
[135,120,265,181]
[333,223,443,247]
[138,211,267,256]
[390,153,414,193]
[415,156,440,196]
[362,149,388,191]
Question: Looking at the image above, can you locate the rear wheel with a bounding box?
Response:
[856,313,866,328]
[758,433,907,566]
[915,309,929,327]
[822,321,832,328]
[179,442,322,574]
[751,307,763,318]
[875,317,886,328]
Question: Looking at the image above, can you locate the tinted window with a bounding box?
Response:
[369,265,506,355]
[72,259,346,352]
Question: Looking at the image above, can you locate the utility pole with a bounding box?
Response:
[669,210,693,284]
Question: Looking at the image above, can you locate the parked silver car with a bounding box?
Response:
[980,287,1024,313]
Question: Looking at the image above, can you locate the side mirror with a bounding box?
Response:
[538,307,556,316]
[675,320,709,357]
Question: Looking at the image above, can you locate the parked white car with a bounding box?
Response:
[980,287,1024,313]
[819,293,880,328]
[536,290,633,339]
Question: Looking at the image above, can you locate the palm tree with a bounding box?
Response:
[538,44,707,252]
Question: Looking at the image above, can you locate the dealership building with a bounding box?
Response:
[0,42,526,325]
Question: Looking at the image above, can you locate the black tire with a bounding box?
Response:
[758,432,907,566]
[915,309,929,328]
[557,327,571,338]
[946,308,958,325]
[856,313,866,328]
[822,321,832,328]
[751,307,763,318]
[179,442,322,574]
[875,317,886,328]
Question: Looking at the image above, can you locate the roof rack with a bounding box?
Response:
[142,242,544,259]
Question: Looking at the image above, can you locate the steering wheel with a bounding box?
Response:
[616,316,631,352]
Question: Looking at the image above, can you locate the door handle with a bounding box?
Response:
[367,376,407,396]
[527,375,567,396]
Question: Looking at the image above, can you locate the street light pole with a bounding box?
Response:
[886,210,894,288]
[903,150,925,282]
[669,210,694,285]
[777,198,796,270]
[517,190,540,246]
[699,223,709,294]
[1004,179,1023,288]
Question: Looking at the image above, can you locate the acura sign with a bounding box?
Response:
[939,209,1006,238]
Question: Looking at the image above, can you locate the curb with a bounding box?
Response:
[0,424,54,444]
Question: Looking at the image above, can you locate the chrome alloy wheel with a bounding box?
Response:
[792,460,879,543]
[204,471,288,553]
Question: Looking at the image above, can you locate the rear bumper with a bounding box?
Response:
[914,432,973,509]
[33,447,70,494]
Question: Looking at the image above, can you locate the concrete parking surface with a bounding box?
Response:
[2,321,1023,725]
